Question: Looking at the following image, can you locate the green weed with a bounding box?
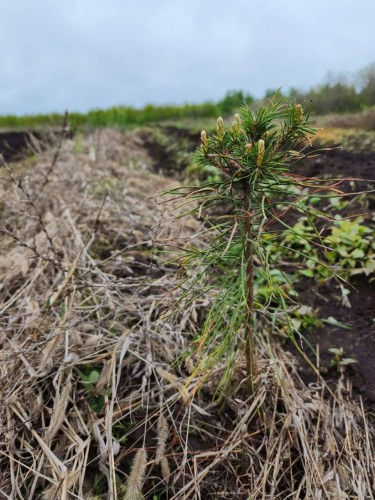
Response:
[328,347,357,371]
[77,366,106,413]
[278,214,375,278]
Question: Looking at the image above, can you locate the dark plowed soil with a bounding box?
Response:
[296,148,375,182]
[291,148,375,407]
[0,129,72,162]
[292,277,375,406]
[0,131,44,162]
[141,125,200,177]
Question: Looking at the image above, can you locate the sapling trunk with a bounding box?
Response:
[242,181,256,386]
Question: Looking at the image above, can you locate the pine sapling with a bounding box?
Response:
[167,94,345,393]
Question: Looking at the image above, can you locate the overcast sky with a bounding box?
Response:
[1,0,374,115]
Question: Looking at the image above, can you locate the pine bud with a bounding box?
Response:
[201,130,208,153]
[295,104,303,124]
[217,117,224,141]
[245,143,252,153]
[231,113,241,137]
[257,139,265,167]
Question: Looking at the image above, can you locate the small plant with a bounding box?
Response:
[325,217,375,275]
[328,347,357,372]
[167,94,346,392]
[291,305,323,331]
[77,366,106,412]
[278,213,375,279]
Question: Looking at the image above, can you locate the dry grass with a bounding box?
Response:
[0,129,374,499]
[320,108,375,131]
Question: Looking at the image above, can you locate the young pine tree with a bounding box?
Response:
[169,95,340,393]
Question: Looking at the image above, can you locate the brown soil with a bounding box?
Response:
[288,147,375,408]
[296,147,375,182]
[140,125,200,178]
[0,129,71,162]
[292,277,375,406]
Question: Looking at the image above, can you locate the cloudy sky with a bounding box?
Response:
[1,0,374,115]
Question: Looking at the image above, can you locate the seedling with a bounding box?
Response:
[292,305,322,330]
[328,347,357,371]
[77,367,100,392]
[167,94,346,392]
[77,366,106,412]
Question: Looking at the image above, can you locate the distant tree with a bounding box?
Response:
[288,88,312,111]
[264,88,283,100]
[217,91,254,116]
[288,87,304,100]
[358,63,375,107]
[295,82,359,115]
[323,70,352,87]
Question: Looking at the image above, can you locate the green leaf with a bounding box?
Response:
[328,347,344,356]
[365,259,375,274]
[87,370,100,383]
[337,246,349,257]
[351,248,365,259]
[339,358,357,365]
[89,395,105,413]
[324,317,350,329]
[300,269,314,277]
[77,369,101,393]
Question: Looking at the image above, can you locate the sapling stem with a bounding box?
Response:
[242,181,256,386]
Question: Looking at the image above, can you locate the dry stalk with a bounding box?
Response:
[123,448,148,500]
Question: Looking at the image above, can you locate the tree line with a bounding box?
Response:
[0,63,374,130]
[288,63,375,114]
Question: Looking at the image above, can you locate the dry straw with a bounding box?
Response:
[123,448,147,500]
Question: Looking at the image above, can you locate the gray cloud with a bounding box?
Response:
[1,0,374,114]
